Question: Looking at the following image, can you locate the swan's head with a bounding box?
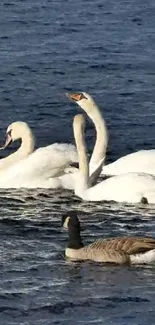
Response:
[0,121,31,149]
[66,92,96,114]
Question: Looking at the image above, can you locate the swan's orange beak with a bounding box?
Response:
[66,93,84,102]
[0,132,12,150]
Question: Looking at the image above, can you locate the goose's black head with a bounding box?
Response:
[62,211,80,229]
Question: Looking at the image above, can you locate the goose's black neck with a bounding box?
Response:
[68,218,84,249]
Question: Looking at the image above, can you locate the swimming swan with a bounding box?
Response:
[0,121,78,187]
[58,92,108,189]
[0,94,107,188]
[73,114,155,204]
[0,114,103,188]
[62,212,155,265]
[66,92,108,175]
[70,92,155,176]
[0,97,106,188]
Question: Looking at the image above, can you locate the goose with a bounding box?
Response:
[73,114,155,203]
[62,212,155,265]
[69,92,155,176]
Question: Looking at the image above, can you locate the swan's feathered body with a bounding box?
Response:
[79,172,155,203]
[62,213,155,265]
[73,114,155,204]
[102,149,155,176]
[0,143,78,188]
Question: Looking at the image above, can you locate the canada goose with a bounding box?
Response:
[62,212,155,265]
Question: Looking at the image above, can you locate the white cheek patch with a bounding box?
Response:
[63,216,70,229]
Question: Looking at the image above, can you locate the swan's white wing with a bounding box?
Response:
[102,150,155,176]
[0,143,78,188]
[35,143,78,168]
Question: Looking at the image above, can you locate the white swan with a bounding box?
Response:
[0,95,107,188]
[70,92,155,176]
[66,92,108,175]
[0,115,102,188]
[0,121,79,187]
[57,92,108,189]
[73,114,155,204]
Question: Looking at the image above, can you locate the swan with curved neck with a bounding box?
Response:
[0,93,106,188]
[66,92,108,175]
[68,92,155,176]
[54,92,107,189]
[73,114,155,204]
[0,121,35,171]
[0,120,79,187]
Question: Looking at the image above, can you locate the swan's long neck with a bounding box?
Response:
[78,99,108,175]
[0,128,35,172]
[73,115,89,197]
[18,128,35,156]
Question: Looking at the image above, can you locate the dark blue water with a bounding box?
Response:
[1,0,155,324]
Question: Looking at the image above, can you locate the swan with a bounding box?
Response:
[57,92,108,189]
[73,114,155,204]
[62,212,155,265]
[0,121,78,174]
[0,121,79,187]
[69,92,155,176]
[0,116,102,188]
[0,98,106,188]
[66,92,108,175]
[0,94,107,188]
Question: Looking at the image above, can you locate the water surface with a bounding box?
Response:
[1,0,155,324]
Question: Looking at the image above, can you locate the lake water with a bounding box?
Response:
[1,0,155,324]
